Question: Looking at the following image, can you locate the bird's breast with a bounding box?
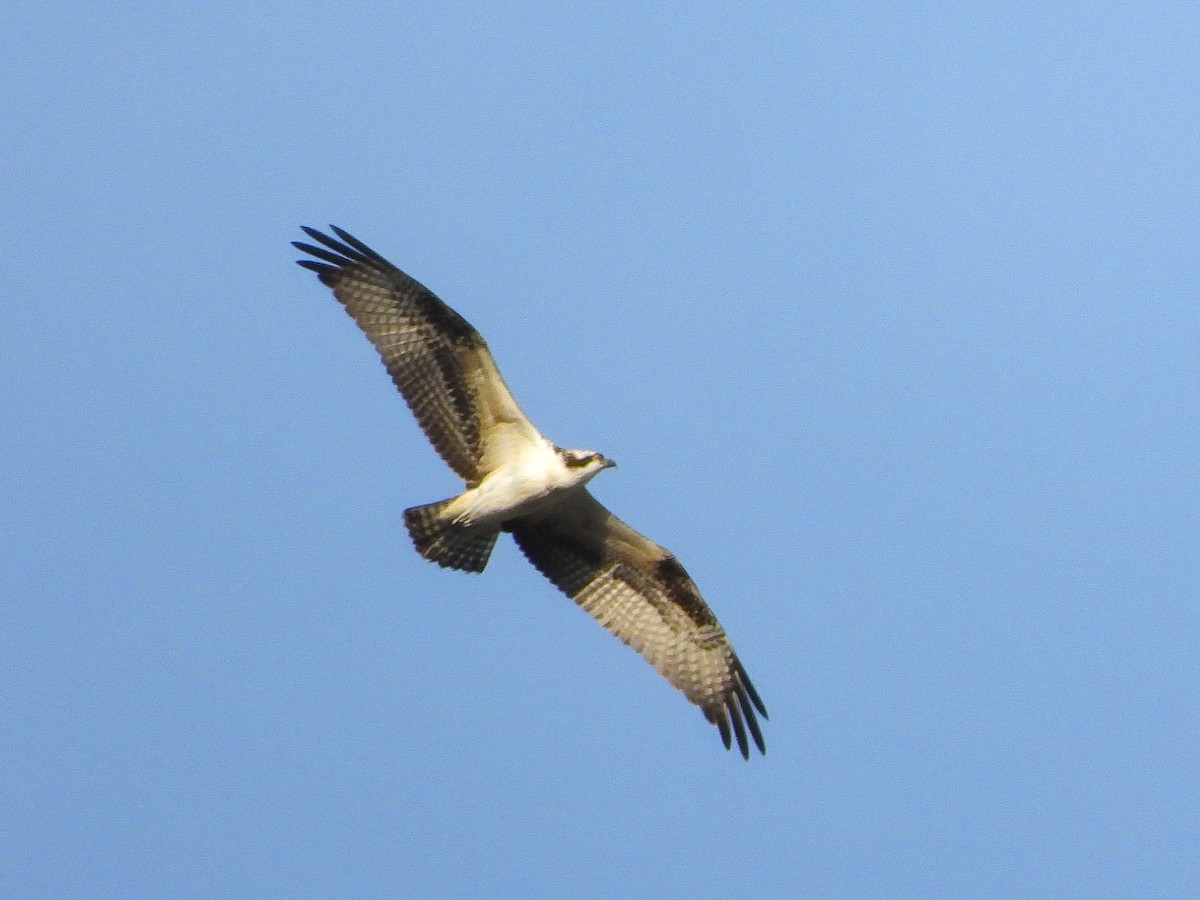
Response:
[455,454,573,525]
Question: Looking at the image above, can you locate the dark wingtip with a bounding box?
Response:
[706,699,765,759]
[329,224,355,243]
[729,703,750,760]
[736,658,769,719]
[708,707,732,752]
[328,225,389,263]
[746,714,765,757]
[703,663,768,759]
[294,225,388,270]
[736,683,766,756]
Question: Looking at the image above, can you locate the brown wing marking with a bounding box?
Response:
[294,226,539,483]
[508,491,767,758]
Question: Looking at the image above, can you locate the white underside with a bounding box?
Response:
[442,437,598,528]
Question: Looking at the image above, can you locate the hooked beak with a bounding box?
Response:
[603,457,618,470]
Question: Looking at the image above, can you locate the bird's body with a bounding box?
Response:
[294,226,767,757]
[442,440,612,530]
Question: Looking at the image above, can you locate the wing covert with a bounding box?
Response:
[294,226,540,483]
[508,491,767,758]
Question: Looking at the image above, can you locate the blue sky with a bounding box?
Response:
[3,3,1198,897]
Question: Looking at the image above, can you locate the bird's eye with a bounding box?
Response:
[564,453,593,468]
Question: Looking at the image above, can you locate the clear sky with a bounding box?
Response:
[3,4,1198,897]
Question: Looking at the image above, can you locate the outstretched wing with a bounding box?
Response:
[508,491,768,758]
[293,226,544,484]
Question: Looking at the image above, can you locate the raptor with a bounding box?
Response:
[294,227,767,757]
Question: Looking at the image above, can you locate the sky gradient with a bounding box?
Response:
[4,4,1198,897]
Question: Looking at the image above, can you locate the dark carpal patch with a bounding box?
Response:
[655,556,717,628]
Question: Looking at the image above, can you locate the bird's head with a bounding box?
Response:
[557,448,617,485]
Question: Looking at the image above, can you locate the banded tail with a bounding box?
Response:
[403,500,499,573]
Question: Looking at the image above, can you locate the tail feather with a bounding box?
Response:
[403,500,499,573]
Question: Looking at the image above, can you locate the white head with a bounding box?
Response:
[556,447,617,486]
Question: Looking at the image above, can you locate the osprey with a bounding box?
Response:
[294,226,767,758]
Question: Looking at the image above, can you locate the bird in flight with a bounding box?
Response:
[294,226,767,757]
